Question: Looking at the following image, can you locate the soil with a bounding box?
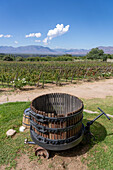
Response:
[0,79,113,104]
[15,148,88,170]
[1,78,113,170]
[0,143,88,170]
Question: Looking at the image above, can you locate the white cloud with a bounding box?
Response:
[35,33,41,38]
[43,24,70,44]
[35,40,41,43]
[25,32,41,38]
[47,24,69,38]
[14,41,18,44]
[0,34,12,38]
[25,33,35,38]
[4,34,12,38]
[0,34,3,38]
[43,37,49,44]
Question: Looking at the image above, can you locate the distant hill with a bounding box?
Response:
[0,45,113,55]
[0,45,89,55]
[0,45,56,54]
[55,48,89,55]
[98,46,113,54]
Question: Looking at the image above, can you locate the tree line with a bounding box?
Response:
[0,48,113,61]
[0,54,83,61]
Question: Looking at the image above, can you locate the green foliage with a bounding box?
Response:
[25,55,74,62]
[1,52,111,62]
[16,56,24,61]
[102,54,108,61]
[3,55,14,61]
[0,54,4,60]
[54,55,73,61]
[0,61,113,89]
[106,54,112,59]
[26,57,37,61]
[86,48,104,60]
[39,57,48,61]
[11,78,27,89]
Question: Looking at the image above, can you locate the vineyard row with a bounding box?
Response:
[0,61,113,89]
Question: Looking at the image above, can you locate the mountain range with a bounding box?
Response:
[0,45,113,55]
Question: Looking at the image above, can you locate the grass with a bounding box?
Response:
[48,163,54,168]
[82,96,113,115]
[82,96,113,169]
[0,102,33,169]
[0,98,113,169]
[82,112,113,169]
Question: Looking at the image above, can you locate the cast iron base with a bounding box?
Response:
[30,124,85,151]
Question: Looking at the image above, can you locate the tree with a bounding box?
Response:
[3,56,14,61]
[16,56,24,61]
[0,54,4,60]
[26,57,36,61]
[86,48,104,60]
[106,54,112,59]
[102,54,107,61]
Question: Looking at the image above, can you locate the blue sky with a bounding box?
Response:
[0,0,113,49]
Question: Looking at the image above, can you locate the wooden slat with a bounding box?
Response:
[46,112,49,139]
[70,113,72,137]
[60,115,64,139]
[51,113,54,140]
[41,111,44,138]
[30,93,83,143]
[67,115,69,138]
[57,116,60,140]
[48,113,51,139]
[74,114,76,136]
[54,113,57,140]
[63,119,66,139]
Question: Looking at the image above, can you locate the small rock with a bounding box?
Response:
[19,126,26,132]
[6,129,16,137]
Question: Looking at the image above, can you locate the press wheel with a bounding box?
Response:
[35,147,49,159]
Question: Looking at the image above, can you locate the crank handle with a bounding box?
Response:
[98,107,110,120]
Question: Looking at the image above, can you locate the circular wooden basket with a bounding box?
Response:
[30,93,84,150]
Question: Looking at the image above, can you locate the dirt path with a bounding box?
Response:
[0,79,113,104]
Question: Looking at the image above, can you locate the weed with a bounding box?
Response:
[38,159,42,165]
[48,163,54,168]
